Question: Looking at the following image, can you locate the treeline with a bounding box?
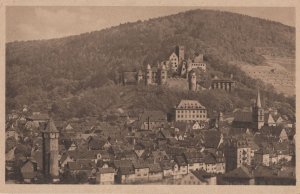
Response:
[5,9,295,121]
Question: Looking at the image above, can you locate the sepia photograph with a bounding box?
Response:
[3,1,297,190]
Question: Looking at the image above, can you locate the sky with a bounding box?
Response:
[6,6,295,42]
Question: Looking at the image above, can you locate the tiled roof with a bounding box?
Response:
[233,111,253,123]
[176,100,206,109]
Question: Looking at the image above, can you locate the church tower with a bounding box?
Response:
[188,70,197,91]
[42,119,59,181]
[159,64,167,85]
[146,64,152,85]
[252,90,264,130]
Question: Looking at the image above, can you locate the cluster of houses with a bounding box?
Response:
[5,89,295,185]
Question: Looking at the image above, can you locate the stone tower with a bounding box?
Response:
[42,119,59,180]
[159,64,167,85]
[146,64,152,85]
[252,90,264,130]
[175,45,185,63]
[188,70,197,91]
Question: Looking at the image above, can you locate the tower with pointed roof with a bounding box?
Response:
[252,90,264,130]
[42,119,59,180]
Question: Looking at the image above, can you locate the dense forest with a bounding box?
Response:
[6,9,295,121]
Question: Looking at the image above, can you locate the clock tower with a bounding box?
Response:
[42,119,59,180]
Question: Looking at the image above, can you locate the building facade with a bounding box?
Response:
[175,100,207,122]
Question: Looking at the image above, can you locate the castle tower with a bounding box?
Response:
[175,46,185,63]
[252,90,264,130]
[42,119,59,180]
[188,70,197,91]
[159,64,167,85]
[146,64,152,85]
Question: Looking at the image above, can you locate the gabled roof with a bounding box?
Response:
[223,166,253,179]
[44,119,58,132]
[176,100,206,109]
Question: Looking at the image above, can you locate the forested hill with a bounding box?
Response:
[6,9,295,120]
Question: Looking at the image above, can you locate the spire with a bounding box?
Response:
[45,119,58,132]
[147,64,151,70]
[256,90,261,108]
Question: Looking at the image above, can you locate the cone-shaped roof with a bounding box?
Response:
[256,90,262,108]
[44,119,58,132]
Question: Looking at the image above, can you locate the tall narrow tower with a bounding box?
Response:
[252,90,264,130]
[188,70,197,91]
[175,46,185,64]
[42,119,59,180]
[146,64,152,85]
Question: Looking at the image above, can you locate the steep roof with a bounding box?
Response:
[233,111,253,123]
[256,90,262,108]
[176,100,206,109]
[223,166,253,179]
[44,119,59,132]
[191,170,210,182]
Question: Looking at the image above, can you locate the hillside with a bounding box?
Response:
[5,9,295,121]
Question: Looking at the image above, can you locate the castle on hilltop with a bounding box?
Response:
[120,45,207,90]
